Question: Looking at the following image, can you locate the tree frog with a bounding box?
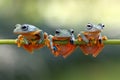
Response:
[13,24,48,53]
[48,29,76,58]
[78,23,107,57]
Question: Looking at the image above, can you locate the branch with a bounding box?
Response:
[0,39,17,44]
[0,39,120,45]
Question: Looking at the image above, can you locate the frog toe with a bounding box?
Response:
[102,36,108,40]
[16,39,23,47]
[98,39,102,44]
[53,46,57,51]
[70,39,74,44]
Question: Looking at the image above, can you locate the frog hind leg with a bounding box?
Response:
[92,36,107,57]
[33,43,45,50]
[16,35,34,53]
[92,44,104,57]
[79,44,91,55]
[23,38,34,53]
[55,43,76,58]
[23,44,34,53]
[51,45,60,57]
[92,35,107,57]
[62,44,76,58]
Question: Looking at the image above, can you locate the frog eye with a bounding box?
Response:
[87,23,93,30]
[21,25,28,31]
[99,23,105,27]
[55,30,60,34]
[70,29,74,33]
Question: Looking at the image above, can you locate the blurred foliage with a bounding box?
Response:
[0,0,120,80]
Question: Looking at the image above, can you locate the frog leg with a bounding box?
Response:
[70,33,75,44]
[92,33,104,57]
[16,35,24,47]
[48,35,60,56]
[80,31,89,43]
[77,33,90,55]
[22,38,34,53]
[38,30,44,44]
[98,33,103,44]
[44,32,50,47]
[52,45,60,57]
[92,46,104,57]
[102,36,108,40]
[16,35,33,53]
[79,32,91,55]
[48,35,54,50]
[17,35,29,46]
[77,34,82,41]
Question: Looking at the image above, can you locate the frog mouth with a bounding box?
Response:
[13,30,34,34]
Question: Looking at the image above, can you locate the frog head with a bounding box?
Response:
[86,23,105,32]
[13,24,40,34]
[55,29,74,38]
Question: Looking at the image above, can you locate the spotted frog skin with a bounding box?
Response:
[13,24,48,53]
[48,29,76,58]
[78,23,107,57]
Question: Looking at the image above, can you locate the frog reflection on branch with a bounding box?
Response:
[78,23,107,57]
[48,29,77,58]
[13,24,48,53]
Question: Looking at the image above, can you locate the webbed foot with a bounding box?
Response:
[102,36,108,40]
[77,34,82,41]
[16,35,24,47]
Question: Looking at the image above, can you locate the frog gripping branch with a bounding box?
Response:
[0,23,112,58]
[78,23,107,57]
[48,29,77,58]
[13,24,48,53]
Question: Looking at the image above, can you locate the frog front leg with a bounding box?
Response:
[43,32,49,47]
[70,29,75,44]
[48,35,60,56]
[78,32,90,55]
[16,35,23,47]
[92,33,104,57]
[98,33,103,43]
[16,35,28,47]
[16,35,34,53]
[38,30,44,44]
[80,31,89,43]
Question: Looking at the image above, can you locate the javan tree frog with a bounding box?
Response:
[78,23,107,57]
[48,29,76,58]
[13,24,48,53]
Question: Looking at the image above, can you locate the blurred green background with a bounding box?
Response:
[0,0,120,80]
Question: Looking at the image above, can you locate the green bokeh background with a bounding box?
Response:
[0,0,120,80]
